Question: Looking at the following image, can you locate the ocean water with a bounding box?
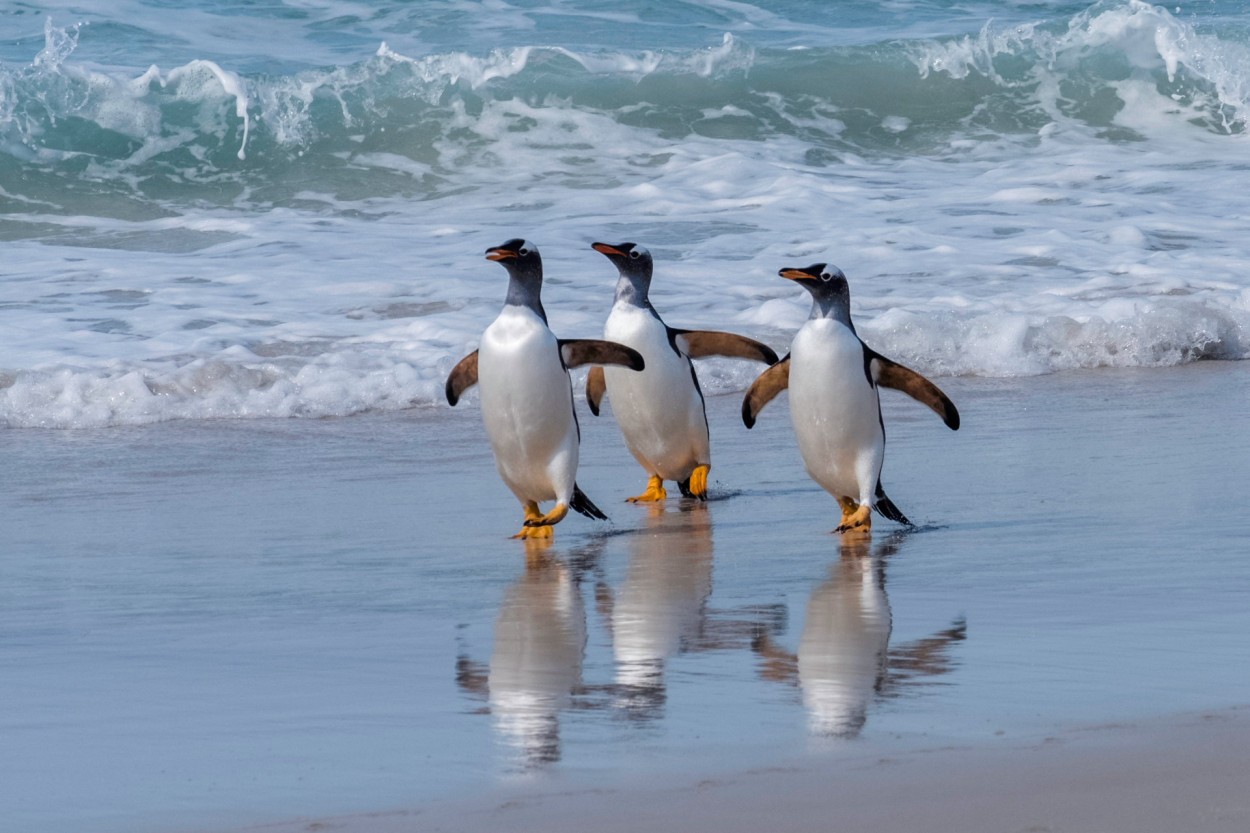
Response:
[2,0,1250,427]
[5,5,1250,833]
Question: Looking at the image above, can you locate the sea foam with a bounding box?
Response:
[3,3,1250,428]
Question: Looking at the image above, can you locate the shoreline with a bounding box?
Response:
[231,704,1250,833]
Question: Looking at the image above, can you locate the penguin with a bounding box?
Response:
[741,262,959,533]
[587,241,778,502]
[445,238,645,540]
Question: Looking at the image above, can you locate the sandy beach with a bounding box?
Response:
[240,706,1250,833]
[4,361,1249,833]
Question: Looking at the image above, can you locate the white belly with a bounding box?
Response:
[788,319,883,503]
[602,304,708,481]
[477,306,579,504]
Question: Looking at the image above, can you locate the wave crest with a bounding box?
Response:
[7,2,1250,196]
[911,0,1250,135]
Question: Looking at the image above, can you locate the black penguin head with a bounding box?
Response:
[592,241,653,302]
[780,262,853,323]
[486,238,542,276]
[487,238,545,314]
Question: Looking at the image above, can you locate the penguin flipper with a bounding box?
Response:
[586,366,606,416]
[869,353,960,431]
[559,339,645,371]
[570,483,609,521]
[673,329,780,365]
[445,350,479,406]
[741,355,791,429]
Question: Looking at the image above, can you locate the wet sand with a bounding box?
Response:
[4,362,1250,833]
[239,706,1250,833]
[226,361,1250,833]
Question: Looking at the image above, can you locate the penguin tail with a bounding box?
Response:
[570,484,609,521]
[676,477,694,498]
[873,484,912,526]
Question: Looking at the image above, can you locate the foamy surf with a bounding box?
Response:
[2,2,1250,428]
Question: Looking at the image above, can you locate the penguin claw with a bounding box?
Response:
[833,502,872,534]
[511,501,567,538]
[687,464,711,501]
[625,476,667,503]
[522,502,569,528]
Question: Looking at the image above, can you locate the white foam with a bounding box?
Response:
[5,5,1250,428]
[911,0,1250,135]
[162,60,251,160]
[377,41,536,92]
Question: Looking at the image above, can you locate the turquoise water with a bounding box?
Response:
[3,1,1250,426]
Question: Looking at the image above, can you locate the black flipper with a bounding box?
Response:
[559,339,644,371]
[672,329,780,365]
[570,483,608,521]
[873,482,912,526]
[867,350,960,431]
[445,350,479,406]
[586,366,606,416]
[741,354,791,429]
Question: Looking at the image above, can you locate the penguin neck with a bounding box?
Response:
[613,274,658,316]
[505,273,547,322]
[809,295,855,333]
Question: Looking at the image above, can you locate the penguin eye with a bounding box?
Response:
[821,272,832,281]
[629,250,640,259]
[519,247,530,256]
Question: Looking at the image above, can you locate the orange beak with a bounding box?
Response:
[485,248,518,261]
[780,268,813,281]
[591,242,626,257]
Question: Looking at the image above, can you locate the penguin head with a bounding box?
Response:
[779,262,853,323]
[486,238,542,277]
[779,262,847,292]
[487,238,545,315]
[592,241,653,301]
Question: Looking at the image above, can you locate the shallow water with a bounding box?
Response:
[3,362,1248,833]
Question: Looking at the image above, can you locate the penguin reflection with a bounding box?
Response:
[753,532,965,737]
[603,503,784,721]
[456,543,588,767]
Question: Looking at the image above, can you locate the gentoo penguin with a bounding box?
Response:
[445,239,644,539]
[741,262,959,533]
[587,242,778,502]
